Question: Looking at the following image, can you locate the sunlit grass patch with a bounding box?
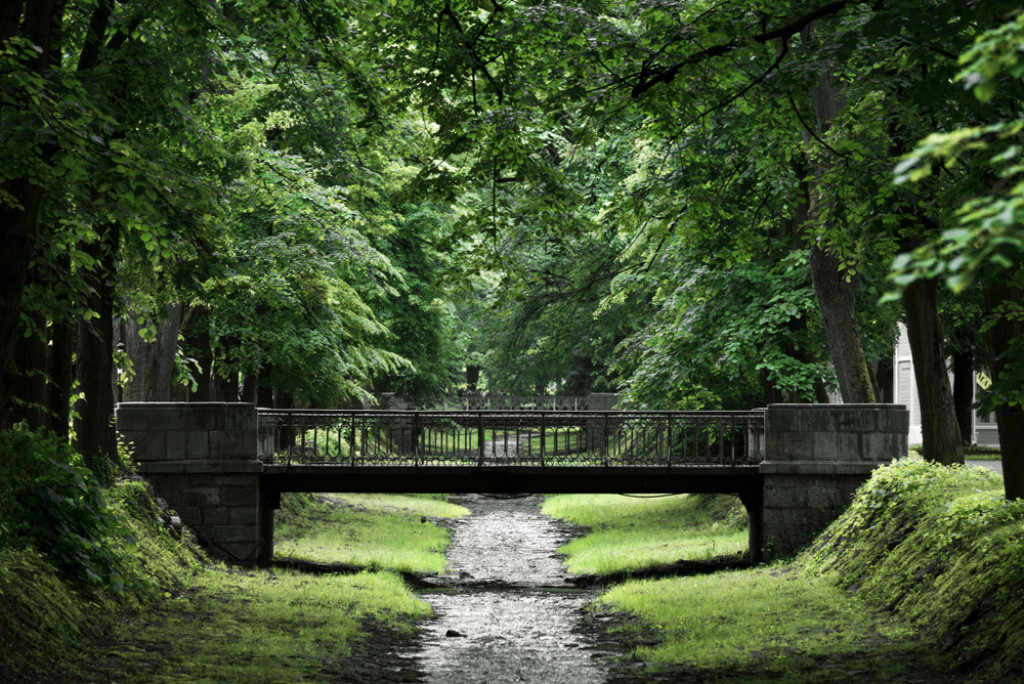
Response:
[542,493,747,575]
[599,567,933,677]
[323,492,469,519]
[90,567,429,683]
[559,528,747,575]
[275,493,467,573]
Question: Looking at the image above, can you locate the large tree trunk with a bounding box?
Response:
[903,278,964,464]
[123,303,183,402]
[73,223,119,483]
[809,245,876,403]
[802,29,875,404]
[951,347,975,446]
[47,317,75,439]
[9,311,50,430]
[180,306,213,401]
[256,363,274,408]
[982,274,1024,500]
[0,3,58,429]
[210,334,241,401]
[0,180,46,430]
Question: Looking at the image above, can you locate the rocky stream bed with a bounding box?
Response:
[327,493,663,684]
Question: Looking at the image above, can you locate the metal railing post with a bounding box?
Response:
[477,412,485,466]
[540,413,546,467]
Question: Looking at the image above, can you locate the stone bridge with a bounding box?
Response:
[116,402,908,565]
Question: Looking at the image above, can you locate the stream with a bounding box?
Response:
[403,493,617,684]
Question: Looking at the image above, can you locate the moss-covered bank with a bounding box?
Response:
[0,428,459,683]
[598,460,1024,681]
[801,459,1024,679]
[0,427,203,681]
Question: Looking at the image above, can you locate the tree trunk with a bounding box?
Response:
[466,365,481,391]
[801,30,875,404]
[952,347,975,446]
[123,303,183,402]
[0,180,46,430]
[982,274,1024,500]
[240,373,258,403]
[0,2,58,429]
[73,223,119,483]
[47,317,75,439]
[9,312,50,430]
[903,278,964,464]
[256,364,274,408]
[210,334,241,401]
[179,306,212,401]
[809,245,876,403]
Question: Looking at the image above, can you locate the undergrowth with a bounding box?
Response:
[0,426,203,682]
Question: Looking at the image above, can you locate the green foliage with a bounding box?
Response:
[615,250,832,409]
[0,427,131,591]
[0,432,205,682]
[0,547,92,683]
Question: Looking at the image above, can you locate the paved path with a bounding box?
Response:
[967,459,1003,475]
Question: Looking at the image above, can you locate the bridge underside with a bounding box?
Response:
[262,465,763,496]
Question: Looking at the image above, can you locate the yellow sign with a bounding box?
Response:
[976,372,992,390]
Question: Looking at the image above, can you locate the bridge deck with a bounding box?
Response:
[263,464,763,495]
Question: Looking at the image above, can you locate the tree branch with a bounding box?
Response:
[630,0,851,98]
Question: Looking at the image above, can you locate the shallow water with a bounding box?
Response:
[408,494,614,684]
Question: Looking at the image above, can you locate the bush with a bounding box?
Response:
[0,426,132,591]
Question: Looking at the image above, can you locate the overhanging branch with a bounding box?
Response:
[630,0,851,98]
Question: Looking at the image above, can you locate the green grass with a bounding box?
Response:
[542,493,748,575]
[593,460,1024,681]
[81,491,468,682]
[87,567,429,683]
[598,566,937,680]
[274,493,468,573]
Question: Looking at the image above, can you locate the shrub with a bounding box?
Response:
[0,426,132,591]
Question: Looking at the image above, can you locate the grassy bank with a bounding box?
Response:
[85,492,468,682]
[595,460,1024,681]
[275,492,468,572]
[542,493,748,575]
[87,567,430,682]
[0,428,205,682]
[0,426,468,682]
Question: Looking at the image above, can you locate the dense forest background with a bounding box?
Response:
[2,0,1023,497]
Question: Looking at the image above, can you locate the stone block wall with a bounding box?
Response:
[760,403,909,559]
[116,402,270,565]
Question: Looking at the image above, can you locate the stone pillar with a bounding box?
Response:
[116,402,270,565]
[760,403,908,560]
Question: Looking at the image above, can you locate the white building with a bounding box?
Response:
[892,323,999,447]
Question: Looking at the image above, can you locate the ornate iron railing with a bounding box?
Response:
[257,409,765,467]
